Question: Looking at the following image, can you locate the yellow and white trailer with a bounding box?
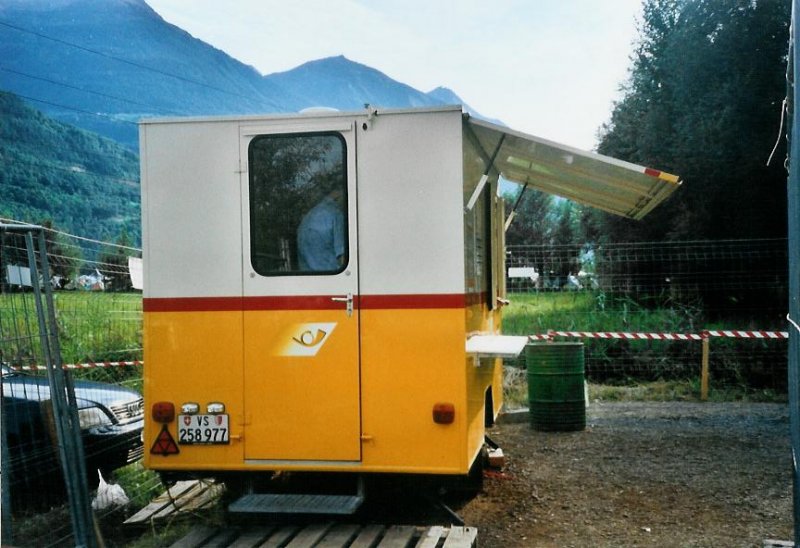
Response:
[140,106,679,509]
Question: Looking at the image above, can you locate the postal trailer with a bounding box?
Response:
[140,105,680,508]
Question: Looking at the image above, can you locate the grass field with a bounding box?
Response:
[502,291,701,335]
[0,291,142,388]
[502,291,787,403]
[1,291,141,359]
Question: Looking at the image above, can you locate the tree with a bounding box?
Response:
[504,188,555,246]
[587,0,790,320]
[98,228,134,292]
[552,201,579,247]
[41,219,83,287]
[595,0,790,242]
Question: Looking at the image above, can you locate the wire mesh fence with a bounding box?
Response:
[505,238,790,396]
[0,223,158,547]
[0,221,792,544]
[507,238,787,313]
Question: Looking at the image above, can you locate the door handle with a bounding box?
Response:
[331,293,354,317]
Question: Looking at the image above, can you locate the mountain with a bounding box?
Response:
[0,0,486,150]
[426,86,504,126]
[0,91,140,243]
[266,56,444,112]
[0,0,282,149]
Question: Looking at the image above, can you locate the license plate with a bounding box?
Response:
[177,414,229,444]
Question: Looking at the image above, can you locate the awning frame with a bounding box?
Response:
[464,115,681,221]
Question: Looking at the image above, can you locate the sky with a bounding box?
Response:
[145,0,643,151]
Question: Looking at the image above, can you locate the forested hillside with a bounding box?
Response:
[0,91,140,243]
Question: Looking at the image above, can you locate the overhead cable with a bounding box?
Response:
[0,19,267,104]
[0,65,182,115]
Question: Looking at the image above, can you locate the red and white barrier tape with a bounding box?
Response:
[8,327,792,370]
[705,330,788,339]
[532,330,789,341]
[549,331,704,340]
[9,360,143,372]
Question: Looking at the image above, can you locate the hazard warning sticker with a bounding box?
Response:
[150,425,180,455]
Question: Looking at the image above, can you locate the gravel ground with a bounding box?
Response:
[457,402,793,547]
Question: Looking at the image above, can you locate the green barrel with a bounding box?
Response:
[526,342,586,432]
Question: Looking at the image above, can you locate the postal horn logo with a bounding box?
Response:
[277,323,337,357]
[293,329,328,348]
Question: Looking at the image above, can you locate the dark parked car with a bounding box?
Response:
[1,363,144,501]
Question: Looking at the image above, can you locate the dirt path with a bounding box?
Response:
[458,402,793,547]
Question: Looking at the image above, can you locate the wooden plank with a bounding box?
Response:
[316,524,360,548]
[442,526,478,548]
[151,481,217,520]
[349,524,385,548]
[169,525,218,548]
[285,522,333,547]
[701,336,710,400]
[228,526,276,548]
[377,525,417,548]
[416,526,445,548]
[258,525,300,548]
[152,521,475,548]
[124,481,202,524]
[173,482,225,513]
[205,527,241,547]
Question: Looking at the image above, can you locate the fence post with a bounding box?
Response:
[11,225,98,548]
[1,380,12,546]
[700,331,710,401]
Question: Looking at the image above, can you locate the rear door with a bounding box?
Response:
[239,120,361,462]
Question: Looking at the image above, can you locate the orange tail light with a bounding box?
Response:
[432,403,455,424]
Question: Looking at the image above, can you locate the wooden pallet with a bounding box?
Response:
[169,523,477,548]
[124,480,224,524]
[126,482,477,547]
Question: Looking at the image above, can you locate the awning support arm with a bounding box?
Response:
[465,133,506,211]
[504,180,529,231]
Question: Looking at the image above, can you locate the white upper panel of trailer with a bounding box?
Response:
[464,116,681,220]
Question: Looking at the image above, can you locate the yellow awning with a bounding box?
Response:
[465,117,681,220]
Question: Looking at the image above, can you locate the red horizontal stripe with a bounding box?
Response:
[242,296,342,311]
[360,294,465,309]
[144,293,469,312]
[143,296,242,313]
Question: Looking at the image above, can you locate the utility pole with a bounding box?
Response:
[787,2,800,544]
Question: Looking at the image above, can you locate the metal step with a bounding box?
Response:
[228,493,364,515]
